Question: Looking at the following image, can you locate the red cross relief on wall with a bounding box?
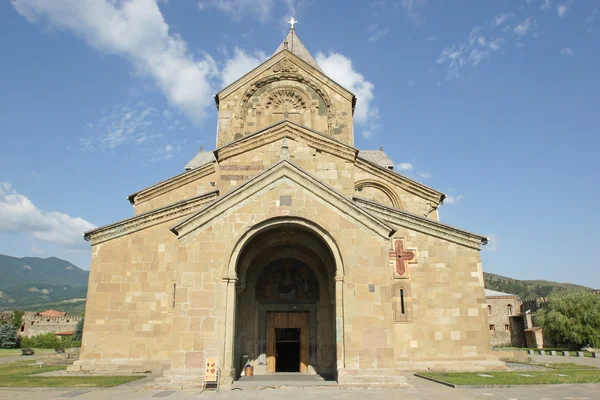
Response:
[389,239,416,276]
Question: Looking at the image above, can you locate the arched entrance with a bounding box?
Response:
[231,220,339,379]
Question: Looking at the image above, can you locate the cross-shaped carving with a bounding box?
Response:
[389,238,416,277]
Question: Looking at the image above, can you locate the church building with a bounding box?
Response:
[70,26,503,387]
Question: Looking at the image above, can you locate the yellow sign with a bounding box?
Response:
[205,357,218,382]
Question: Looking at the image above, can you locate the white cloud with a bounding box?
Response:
[437,23,508,80]
[417,171,431,179]
[198,0,275,22]
[79,102,165,151]
[513,17,536,37]
[220,47,268,88]
[560,47,573,56]
[587,9,600,33]
[396,163,414,172]
[491,13,510,27]
[444,194,463,205]
[362,130,373,139]
[400,0,427,22]
[541,0,552,11]
[557,4,568,17]
[368,27,390,43]
[13,0,218,123]
[0,183,95,250]
[315,52,377,128]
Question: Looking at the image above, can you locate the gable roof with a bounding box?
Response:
[215,119,358,163]
[485,289,518,298]
[85,190,220,245]
[40,310,66,317]
[171,160,395,240]
[353,196,487,250]
[273,29,322,72]
[185,150,216,170]
[215,46,355,108]
[358,150,395,169]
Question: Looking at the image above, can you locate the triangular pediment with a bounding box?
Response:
[170,160,395,239]
[215,119,357,162]
[216,50,355,105]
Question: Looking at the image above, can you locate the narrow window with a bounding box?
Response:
[172,283,177,308]
[507,304,513,316]
[400,289,405,315]
[488,305,492,316]
[20,325,24,332]
[505,324,510,331]
[489,324,495,331]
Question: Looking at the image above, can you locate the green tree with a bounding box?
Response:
[537,290,600,349]
[0,323,18,349]
[12,311,24,330]
[73,318,84,342]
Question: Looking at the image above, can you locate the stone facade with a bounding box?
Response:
[70,28,504,387]
[1,310,81,337]
[485,289,522,347]
[21,312,81,338]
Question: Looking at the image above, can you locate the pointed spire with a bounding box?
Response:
[273,26,322,72]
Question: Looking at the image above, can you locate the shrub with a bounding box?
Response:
[0,323,18,349]
[19,333,78,349]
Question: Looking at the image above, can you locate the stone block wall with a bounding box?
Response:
[486,295,521,347]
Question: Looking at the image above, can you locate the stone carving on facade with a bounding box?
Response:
[272,58,299,73]
[265,89,308,113]
[256,259,319,303]
[237,73,336,137]
[389,238,417,278]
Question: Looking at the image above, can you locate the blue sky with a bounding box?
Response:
[1,0,599,288]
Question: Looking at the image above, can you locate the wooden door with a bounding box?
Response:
[266,312,309,373]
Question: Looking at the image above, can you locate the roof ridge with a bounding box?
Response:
[274,29,322,72]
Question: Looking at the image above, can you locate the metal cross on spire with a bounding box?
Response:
[287,17,297,30]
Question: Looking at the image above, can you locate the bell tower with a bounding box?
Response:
[213,24,357,148]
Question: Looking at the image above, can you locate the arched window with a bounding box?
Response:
[488,305,492,316]
[392,282,412,323]
[507,304,513,316]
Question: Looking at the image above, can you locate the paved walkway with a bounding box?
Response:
[0,355,39,365]
[529,354,600,367]
[0,374,599,400]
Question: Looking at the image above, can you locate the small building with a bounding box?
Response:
[485,289,522,347]
[20,310,82,338]
[55,331,74,339]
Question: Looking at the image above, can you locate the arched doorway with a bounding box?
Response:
[232,222,338,378]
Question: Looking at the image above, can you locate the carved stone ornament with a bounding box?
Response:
[265,89,308,113]
[256,258,319,303]
[272,58,299,73]
[389,238,417,278]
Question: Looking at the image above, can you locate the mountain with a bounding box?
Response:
[0,254,89,306]
[484,272,597,299]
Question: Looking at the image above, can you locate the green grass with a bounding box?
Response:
[0,361,145,388]
[0,348,56,357]
[421,368,600,386]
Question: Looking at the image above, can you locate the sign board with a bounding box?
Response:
[205,357,218,382]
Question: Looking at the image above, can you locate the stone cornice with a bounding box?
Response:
[128,162,216,206]
[215,120,357,163]
[355,158,445,206]
[353,196,487,250]
[171,160,395,240]
[216,51,354,105]
[85,190,219,245]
